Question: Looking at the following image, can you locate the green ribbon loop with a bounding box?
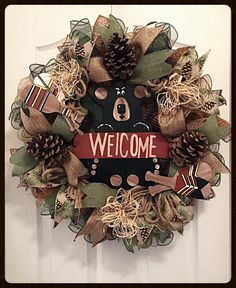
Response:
[69,18,92,45]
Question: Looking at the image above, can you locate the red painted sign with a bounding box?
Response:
[73,132,170,159]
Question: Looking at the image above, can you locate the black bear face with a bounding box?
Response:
[79,83,169,189]
[91,84,150,132]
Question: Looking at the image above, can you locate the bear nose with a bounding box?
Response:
[117,104,126,117]
[113,97,130,122]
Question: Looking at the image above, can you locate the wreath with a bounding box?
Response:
[9,15,231,253]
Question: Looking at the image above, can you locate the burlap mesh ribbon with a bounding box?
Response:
[76,209,108,247]
[130,26,165,59]
[20,107,51,136]
[158,107,186,137]
[63,151,88,187]
[88,57,113,82]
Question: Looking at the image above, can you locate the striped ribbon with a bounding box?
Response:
[24,82,52,111]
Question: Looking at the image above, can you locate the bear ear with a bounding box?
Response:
[134,85,147,99]
[94,87,108,100]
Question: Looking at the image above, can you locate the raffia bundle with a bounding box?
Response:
[156,74,203,114]
[100,190,143,239]
[50,59,89,101]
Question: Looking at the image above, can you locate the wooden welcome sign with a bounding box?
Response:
[73,132,170,159]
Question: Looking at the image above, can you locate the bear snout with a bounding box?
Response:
[113,97,130,121]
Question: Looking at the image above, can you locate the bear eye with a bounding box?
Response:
[95,87,108,100]
[134,85,147,98]
[121,90,125,96]
[117,91,121,96]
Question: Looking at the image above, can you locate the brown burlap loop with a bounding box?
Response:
[186,110,208,130]
[17,128,33,143]
[125,31,135,42]
[131,25,164,59]
[20,107,51,136]
[129,187,152,216]
[116,187,172,229]
[62,151,88,187]
[88,57,113,82]
[200,150,230,185]
[77,208,108,246]
[156,194,167,224]
[133,25,143,36]
[165,46,190,67]
[158,108,186,137]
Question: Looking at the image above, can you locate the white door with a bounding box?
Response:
[5,5,231,283]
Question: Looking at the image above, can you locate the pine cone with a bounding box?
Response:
[169,131,209,166]
[27,133,68,169]
[103,33,136,80]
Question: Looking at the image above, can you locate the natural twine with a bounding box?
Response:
[100,189,143,239]
[50,59,89,101]
[157,75,203,114]
[146,73,207,114]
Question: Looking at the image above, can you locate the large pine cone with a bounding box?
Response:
[103,33,136,80]
[169,131,209,166]
[27,133,68,169]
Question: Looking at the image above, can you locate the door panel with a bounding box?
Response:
[5,5,231,283]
